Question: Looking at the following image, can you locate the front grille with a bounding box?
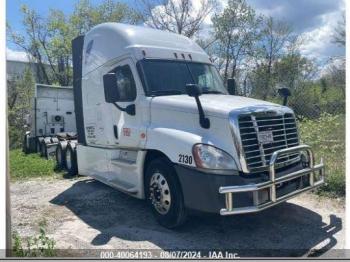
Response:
[238,113,300,171]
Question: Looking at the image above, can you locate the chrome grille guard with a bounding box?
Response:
[219,145,325,215]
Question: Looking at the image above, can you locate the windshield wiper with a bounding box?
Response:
[201,90,226,94]
[150,90,183,96]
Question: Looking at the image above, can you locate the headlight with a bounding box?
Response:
[192,144,235,170]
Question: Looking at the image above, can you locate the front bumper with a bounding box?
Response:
[219,145,325,215]
[175,145,325,215]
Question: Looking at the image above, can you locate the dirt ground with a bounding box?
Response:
[10,176,346,258]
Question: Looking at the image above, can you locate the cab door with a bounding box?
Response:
[101,58,149,190]
[105,58,147,149]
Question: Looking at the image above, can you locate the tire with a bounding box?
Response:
[51,137,59,143]
[65,143,78,176]
[40,141,48,158]
[36,137,44,154]
[145,157,187,228]
[55,142,67,169]
[22,134,30,154]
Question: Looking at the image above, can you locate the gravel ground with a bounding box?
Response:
[10,176,345,258]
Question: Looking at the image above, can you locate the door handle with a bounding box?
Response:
[113,125,118,139]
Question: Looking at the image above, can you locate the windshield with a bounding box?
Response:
[139,60,228,96]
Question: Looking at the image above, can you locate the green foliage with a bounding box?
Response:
[8,0,141,86]
[289,81,345,119]
[9,150,61,180]
[299,114,345,197]
[12,220,56,257]
[8,68,34,149]
[274,54,315,90]
[247,16,296,100]
[70,0,141,34]
[211,0,260,81]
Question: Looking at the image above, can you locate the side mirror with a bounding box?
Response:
[278,87,291,106]
[227,78,236,95]
[185,84,202,97]
[185,84,209,129]
[103,73,120,103]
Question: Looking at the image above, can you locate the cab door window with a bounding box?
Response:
[112,65,137,102]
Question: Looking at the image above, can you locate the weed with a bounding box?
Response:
[299,113,345,197]
[12,220,56,257]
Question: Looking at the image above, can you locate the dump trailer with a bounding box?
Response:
[22,84,77,159]
[63,23,325,228]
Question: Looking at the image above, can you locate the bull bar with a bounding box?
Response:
[219,145,325,215]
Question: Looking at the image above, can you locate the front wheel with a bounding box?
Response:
[145,157,187,228]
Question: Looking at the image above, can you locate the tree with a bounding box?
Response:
[211,0,261,82]
[328,12,346,98]
[8,68,34,149]
[322,57,345,99]
[70,0,141,35]
[7,6,52,84]
[250,16,296,99]
[139,0,216,38]
[274,53,316,92]
[197,38,227,72]
[333,13,345,47]
[7,0,141,86]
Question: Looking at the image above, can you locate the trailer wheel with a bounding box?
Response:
[65,143,78,176]
[145,157,187,228]
[51,137,59,143]
[36,137,44,154]
[22,134,30,154]
[40,141,48,158]
[56,141,68,169]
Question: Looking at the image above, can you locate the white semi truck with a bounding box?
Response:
[22,84,77,159]
[59,23,324,228]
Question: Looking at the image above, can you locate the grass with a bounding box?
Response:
[12,219,56,257]
[298,113,345,198]
[9,149,62,180]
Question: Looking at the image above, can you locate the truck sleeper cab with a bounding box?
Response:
[71,23,325,228]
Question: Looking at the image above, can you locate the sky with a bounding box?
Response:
[6,0,345,63]
[246,0,345,61]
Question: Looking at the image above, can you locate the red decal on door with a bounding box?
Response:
[123,128,131,137]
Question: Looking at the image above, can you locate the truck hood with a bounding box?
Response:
[150,94,292,118]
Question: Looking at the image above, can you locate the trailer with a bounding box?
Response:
[22,83,77,161]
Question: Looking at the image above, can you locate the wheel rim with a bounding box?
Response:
[66,149,72,170]
[149,172,171,215]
